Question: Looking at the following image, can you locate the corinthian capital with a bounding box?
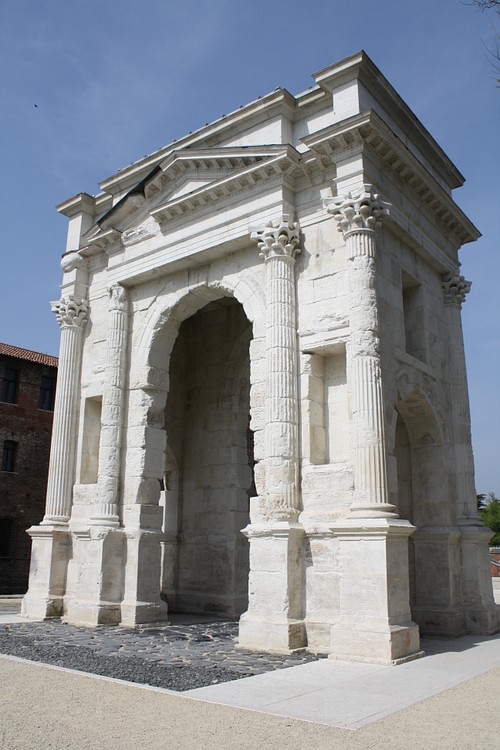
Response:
[51,295,88,329]
[108,283,128,312]
[442,273,471,306]
[324,184,390,237]
[251,214,301,260]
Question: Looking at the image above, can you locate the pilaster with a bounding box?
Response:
[63,527,125,626]
[441,273,476,521]
[120,504,169,626]
[441,273,499,632]
[91,283,129,526]
[238,521,305,653]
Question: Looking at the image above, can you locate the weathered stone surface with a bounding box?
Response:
[23,51,498,663]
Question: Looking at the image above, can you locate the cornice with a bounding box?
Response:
[302,109,480,247]
[76,148,305,258]
[57,192,96,218]
[313,51,464,190]
[79,228,122,257]
[144,145,292,203]
[98,90,298,198]
[150,147,304,225]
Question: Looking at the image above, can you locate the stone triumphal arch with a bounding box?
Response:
[23,52,498,663]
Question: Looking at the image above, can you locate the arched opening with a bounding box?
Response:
[161,296,253,617]
[393,390,461,635]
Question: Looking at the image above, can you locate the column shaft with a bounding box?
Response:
[93,284,128,525]
[252,216,301,521]
[442,274,476,520]
[239,215,306,653]
[266,254,299,517]
[325,186,395,517]
[43,296,88,523]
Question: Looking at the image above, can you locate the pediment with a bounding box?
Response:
[144,145,302,206]
[81,145,304,252]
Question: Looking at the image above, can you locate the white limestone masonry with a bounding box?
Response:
[23,51,499,662]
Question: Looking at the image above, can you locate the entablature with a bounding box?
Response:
[302,109,480,259]
[77,146,308,262]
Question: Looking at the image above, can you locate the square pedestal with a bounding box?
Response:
[329,516,423,665]
[21,525,70,620]
[238,521,306,653]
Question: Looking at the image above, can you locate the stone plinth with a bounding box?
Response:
[21,526,70,619]
[238,521,305,653]
[329,517,423,664]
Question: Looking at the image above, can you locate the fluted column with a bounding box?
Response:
[92,283,128,526]
[251,215,301,521]
[239,215,305,653]
[42,295,88,524]
[325,184,395,518]
[441,273,477,521]
[325,186,421,664]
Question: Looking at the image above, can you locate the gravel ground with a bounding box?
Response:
[0,619,323,691]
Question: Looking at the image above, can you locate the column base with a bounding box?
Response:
[63,603,122,627]
[329,516,422,665]
[411,606,467,638]
[21,595,63,621]
[411,527,466,636]
[238,520,306,653]
[300,522,340,654]
[459,523,500,635]
[120,601,169,627]
[63,526,125,627]
[330,622,423,665]
[121,504,169,628]
[464,606,500,635]
[238,614,306,654]
[21,525,70,620]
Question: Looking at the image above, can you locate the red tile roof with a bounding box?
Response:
[0,342,58,368]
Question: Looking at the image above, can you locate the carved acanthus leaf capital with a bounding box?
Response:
[442,273,471,306]
[324,184,390,237]
[251,214,301,260]
[51,295,88,330]
[108,283,128,312]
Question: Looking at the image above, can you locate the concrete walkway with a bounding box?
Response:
[1,654,498,749]
[1,596,499,748]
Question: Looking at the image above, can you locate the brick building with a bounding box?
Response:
[0,343,57,593]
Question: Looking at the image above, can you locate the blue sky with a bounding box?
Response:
[0,0,498,493]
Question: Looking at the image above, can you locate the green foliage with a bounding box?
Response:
[479,492,500,546]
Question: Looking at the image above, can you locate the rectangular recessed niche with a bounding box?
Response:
[79,396,102,484]
[402,271,427,362]
[305,346,348,465]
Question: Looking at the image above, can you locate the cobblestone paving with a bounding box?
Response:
[0,618,324,691]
